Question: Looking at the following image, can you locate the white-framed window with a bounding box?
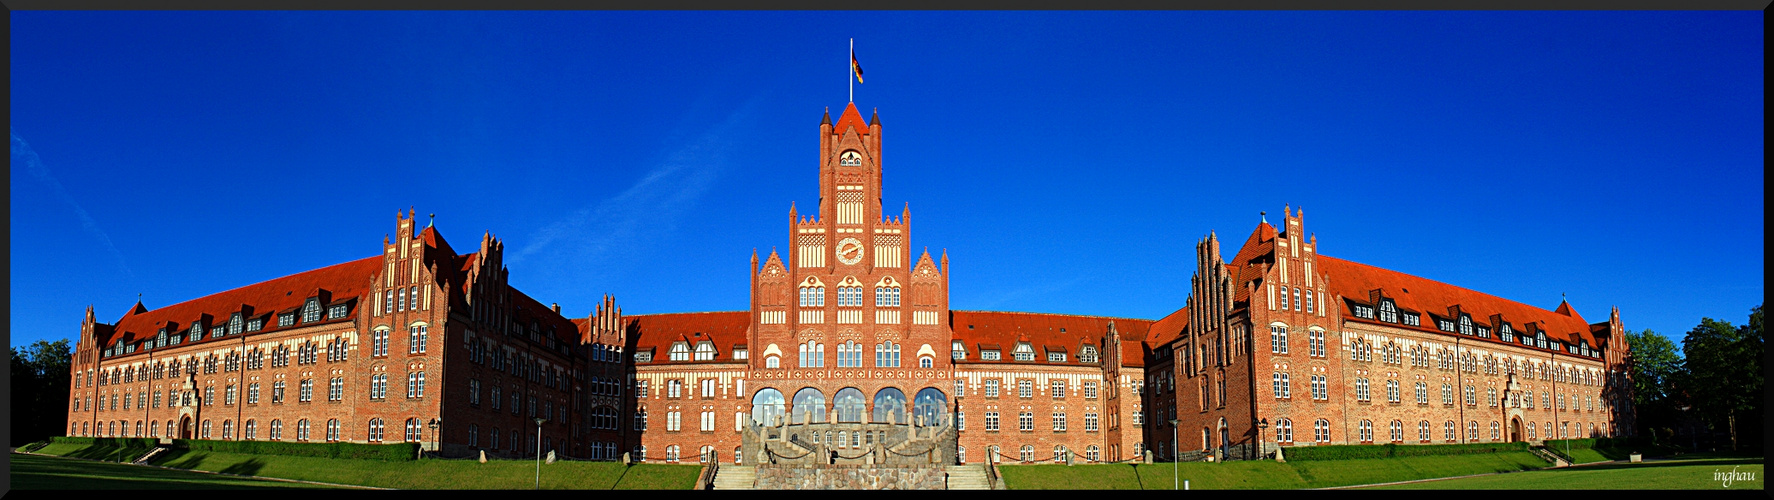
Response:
[1313,419,1330,443]
[1388,420,1403,442]
[1271,325,1289,354]
[919,356,933,368]
[1051,380,1067,398]
[694,342,716,361]
[700,378,715,398]
[1273,373,1291,399]
[984,411,999,431]
[1018,412,1034,431]
[1017,379,1033,398]
[1311,375,1327,400]
[1083,381,1098,399]
[1013,343,1035,361]
[1276,418,1293,443]
[1386,380,1400,403]
[1442,384,1454,405]
[1444,421,1457,441]
[1418,421,1431,442]
[875,341,900,367]
[667,411,681,431]
[668,379,682,398]
[368,418,385,442]
[701,411,715,431]
[297,419,310,441]
[983,379,1000,398]
[1415,382,1428,404]
[1358,419,1373,443]
[409,325,428,354]
[1355,378,1370,401]
[952,341,966,360]
[1047,351,1066,363]
[1085,413,1099,432]
[298,379,312,402]
[328,377,343,401]
[1052,412,1067,431]
[981,350,1001,361]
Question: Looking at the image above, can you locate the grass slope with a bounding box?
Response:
[146,448,700,489]
[1368,457,1766,490]
[999,452,1550,489]
[9,452,333,490]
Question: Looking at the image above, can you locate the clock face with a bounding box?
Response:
[836,237,864,265]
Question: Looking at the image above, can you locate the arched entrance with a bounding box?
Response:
[1510,417,1523,442]
[179,416,194,439]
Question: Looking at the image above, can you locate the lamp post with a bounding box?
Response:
[427,418,440,459]
[534,417,547,490]
[1169,419,1180,490]
[1256,418,1269,460]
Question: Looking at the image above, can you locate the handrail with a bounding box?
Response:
[695,451,720,489]
[985,456,1001,490]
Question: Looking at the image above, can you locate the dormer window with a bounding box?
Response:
[1535,332,1547,349]
[1476,326,1490,339]
[1402,312,1420,326]
[694,341,716,361]
[1379,300,1398,323]
[301,299,322,323]
[155,330,168,348]
[1047,350,1067,363]
[1457,315,1473,336]
[981,350,1001,361]
[1080,345,1099,364]
[952,341,966,360]
[190,322,205,342]
[635,351,653,363]
[326,304,347,320]
[733,347,748,360]
[1500,324,1514,343]
[1436,319,1455,332]
[1353,304,1375,319]
[247,318,264,332]
[229,313,243,335]
[278,313,295,327]
[1013,343,1035,362]
[669,342,690,362]
[839,150,862,166]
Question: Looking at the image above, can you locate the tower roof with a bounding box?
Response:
[833,102,870,136]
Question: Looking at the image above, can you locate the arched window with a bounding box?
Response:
[1019,445,1034,463]
[837,341,863,368]
[1313,419,1330,443]
[875,341,900,367]
[406,418,423,442]
[791,388,825,424]
[201,420,212,439]
[244,420,257,440]
[765,355,780,368]
[833,388,866,423]
[297,419,310,441]
[913,387,947,426]
[799,341,825,368]
[919,356,933,368]
[368,418,385,442]
[872,387,907,424]
[666,445,680,462]
[271,420,283,440]
[1276,418,1293,443]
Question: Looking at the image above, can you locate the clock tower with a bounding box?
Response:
[747,102,953,429]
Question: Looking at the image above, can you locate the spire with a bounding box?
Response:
[1260,211,1267,225]
[428,213,435,228]
[869,107,879,126]
[821,107,831,126]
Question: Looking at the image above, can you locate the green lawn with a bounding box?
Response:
[998,452,1551,489]
[144,448,700,489]
[1367,457,1765,490]
[26,441,702,489]
[9,452,337,490]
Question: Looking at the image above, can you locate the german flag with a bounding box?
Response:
[851,49,864,84]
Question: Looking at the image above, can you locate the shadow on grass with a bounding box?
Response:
[1564,458,1764,472]
[220,457,268,477]
[11,452,320,490]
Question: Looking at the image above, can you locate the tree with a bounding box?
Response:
[1680,305,1764,451]
[1625,329,1683,441]
[10,339,72,445]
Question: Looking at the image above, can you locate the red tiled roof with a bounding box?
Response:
[1146,306,1190,347]
[833,102,871,137]
[951,310,1153,367]
[103,255,383,353]
[1229,222,1276,304]
[627,311,752,364]
[1316,255,1601,352]
[506,287,583,347]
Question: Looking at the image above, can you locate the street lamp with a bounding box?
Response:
[1256,418,1269,460]
[1169,419,1180,490]
[427,418,440,459]
[534,417,548,490]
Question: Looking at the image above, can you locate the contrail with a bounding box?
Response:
[510,97,763,267]
[11,130,137,279]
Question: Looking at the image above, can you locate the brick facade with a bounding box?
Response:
[66,102,1632,467]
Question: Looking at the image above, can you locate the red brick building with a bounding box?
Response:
[66,102,1632,466]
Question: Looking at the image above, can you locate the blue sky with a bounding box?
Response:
[10,12,1763,350]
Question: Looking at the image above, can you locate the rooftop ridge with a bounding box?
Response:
[1317,254,1578,320]
[112,255,381,324]
[951,310,1157,323]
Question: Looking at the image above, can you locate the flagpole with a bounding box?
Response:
[849,38,854,103]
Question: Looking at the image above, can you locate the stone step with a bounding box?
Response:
[712,466,757,490]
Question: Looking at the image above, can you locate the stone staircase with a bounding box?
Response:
[133,446,170,465]
[945,464,991,490]
[712,465,756,490]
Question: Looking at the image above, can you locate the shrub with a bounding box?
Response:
[1285,441,1528,461]
[173,439,418,461]
[50,436,159,448]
